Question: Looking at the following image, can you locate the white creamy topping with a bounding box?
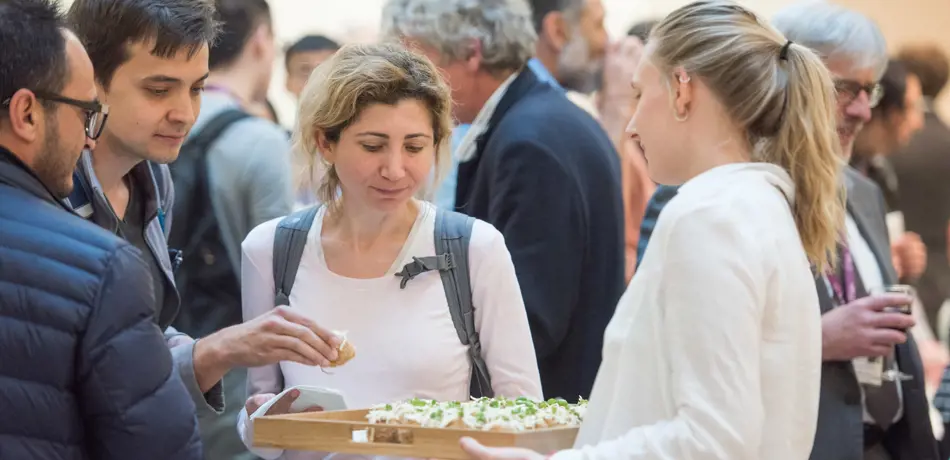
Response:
[365,397,587,431]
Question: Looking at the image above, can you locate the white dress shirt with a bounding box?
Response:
[837,214,904,424]
[237,201,542,459]
[552,163,822,460]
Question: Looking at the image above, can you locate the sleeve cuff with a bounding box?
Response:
[237,406,284,459]
[169,339,225,417]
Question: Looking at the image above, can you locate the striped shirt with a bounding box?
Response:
[635,185,680,269]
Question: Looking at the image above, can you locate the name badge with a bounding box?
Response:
[853,356,884,387]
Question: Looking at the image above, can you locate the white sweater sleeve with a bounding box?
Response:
[468,221,544,400]
[237,220,286,460]
[552,207,766,460]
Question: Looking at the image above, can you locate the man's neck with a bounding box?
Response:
[534,43,560,83]
[206,68,259,106]
[90,138,140,217]
[461,71,516,124]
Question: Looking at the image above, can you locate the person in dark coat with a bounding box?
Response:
[0,1,202,458]
[775,3,940,459]
[382,0,626,402]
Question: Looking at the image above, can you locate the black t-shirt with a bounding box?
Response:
[116,178,166,318]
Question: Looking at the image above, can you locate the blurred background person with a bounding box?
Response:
[383,0,626,402]
[531,0,654,282]
[851,59,925,212]
[283,34,341,208]
[529,0,607,99]
[891,44,950,338]
[284,34,340,101]
[850,59,928,290]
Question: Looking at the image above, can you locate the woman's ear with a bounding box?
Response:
[671,68,693,121]
[315,128,335,163]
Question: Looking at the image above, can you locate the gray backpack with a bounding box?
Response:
[271,206,493,397]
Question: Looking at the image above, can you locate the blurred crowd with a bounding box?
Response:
[3,0,950,459]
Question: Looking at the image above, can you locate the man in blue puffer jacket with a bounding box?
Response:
[0,1,202,458]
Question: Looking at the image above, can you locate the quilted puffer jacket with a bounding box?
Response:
[0,146,203,459]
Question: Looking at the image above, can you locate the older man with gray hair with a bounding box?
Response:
[382,0,626,403]
[774,3,940,460]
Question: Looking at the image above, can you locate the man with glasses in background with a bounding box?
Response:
[774,3,940,459]
[0,0,203,457]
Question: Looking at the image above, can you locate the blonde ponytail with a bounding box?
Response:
[649,1,845,271]
[769,43,845,271]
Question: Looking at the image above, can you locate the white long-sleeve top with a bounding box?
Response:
[237,201,542,460]
[553,163,822,460]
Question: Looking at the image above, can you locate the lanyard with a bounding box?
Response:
[826,244,856,306]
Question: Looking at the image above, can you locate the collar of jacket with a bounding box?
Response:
[0,145,76,213]
[71,149,164,233]
[473,67,546,159]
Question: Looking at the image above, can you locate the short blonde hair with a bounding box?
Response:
[651,0,845,271]
[292,42,454,214]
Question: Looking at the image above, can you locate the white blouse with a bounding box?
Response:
[553,163,823,460]
[237,201,542,459]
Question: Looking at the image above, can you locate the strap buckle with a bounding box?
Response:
[395,255,455,289]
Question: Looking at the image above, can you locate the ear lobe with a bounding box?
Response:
[465,39,483,73]
[315,129,335,162]
[7,89,40,142]
[541,12,570,51]
[672,69,693,119]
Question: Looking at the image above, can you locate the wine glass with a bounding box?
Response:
[869,284,915,382]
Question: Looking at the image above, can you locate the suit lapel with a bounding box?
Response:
[844,169,898,285]
[473,67,540,162]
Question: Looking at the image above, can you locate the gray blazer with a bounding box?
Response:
[69,151,225,426]
[809,167,938,460]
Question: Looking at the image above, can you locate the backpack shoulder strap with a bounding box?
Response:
[434,208,493,397]
[186,108,251,152]
[66,168,94,219]
[273,206,321,306]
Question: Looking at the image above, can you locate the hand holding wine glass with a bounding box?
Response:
[868,284,916,382]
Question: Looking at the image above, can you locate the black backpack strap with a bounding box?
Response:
[176,109,250,252]
[272,206,321,306]
[434,209,492,398]
[188,108,251,152]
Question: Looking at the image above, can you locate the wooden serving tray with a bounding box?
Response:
[253,409,579,459]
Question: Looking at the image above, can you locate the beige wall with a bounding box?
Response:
[58,0,949,123]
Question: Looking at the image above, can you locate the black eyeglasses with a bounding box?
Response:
[1,89,109,140]
[834,80,884,109]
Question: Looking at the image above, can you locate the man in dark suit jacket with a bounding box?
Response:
[383,0,626,402]
[775,3,939,459]
[812,169,938,460]
[891,44,950,330]
[454,69,626,402]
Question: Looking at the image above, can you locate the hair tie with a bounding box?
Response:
[779,40,793,61]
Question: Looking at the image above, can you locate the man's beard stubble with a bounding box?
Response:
[34,117,80,199]
[557,33,604,94]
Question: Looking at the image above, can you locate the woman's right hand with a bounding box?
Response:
[245,389,324,417]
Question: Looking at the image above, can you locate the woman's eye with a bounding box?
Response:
[361,144,383,152]
[406,145,424,153]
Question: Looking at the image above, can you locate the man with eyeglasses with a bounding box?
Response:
[0,0,203,458]
[775,3,940,460]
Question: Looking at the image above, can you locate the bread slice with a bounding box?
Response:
[327,331,356,367]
